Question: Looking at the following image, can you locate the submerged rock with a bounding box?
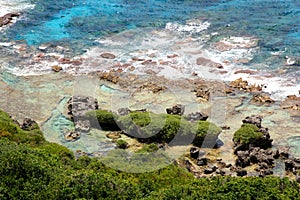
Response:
[100,53,116,59]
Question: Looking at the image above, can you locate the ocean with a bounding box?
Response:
[0,0,300,159]
[1,0,300,99]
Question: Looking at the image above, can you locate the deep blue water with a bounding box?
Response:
[2,0,300,69]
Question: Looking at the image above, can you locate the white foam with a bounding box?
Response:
[165,21,210,34]
[0,0,34,16]
[0,0,34,31]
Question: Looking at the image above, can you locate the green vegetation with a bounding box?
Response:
[1,109,299,199]
[233,123,264,145]
[86,110,120,131]
[0,110,45,146]
[136,143,159,153]
[116,139,128,149]
[117,111,221,146]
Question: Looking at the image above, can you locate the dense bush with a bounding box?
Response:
[233,123,264,145]
[116,139,128,149]
[117,111,221,146]
[0,109,299,199]
[0,110,45,146]
[86,110,120,131]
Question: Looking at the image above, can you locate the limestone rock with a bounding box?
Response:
[52,65,62,72]
[242,115,262,128]
[166,104,185,116]
[0,13,20,27]
[65,131,80,141]
[186,112,208,121]
[252,93,275,104]
[100,53,116,59]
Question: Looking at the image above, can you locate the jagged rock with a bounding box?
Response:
[281,95,300,116]
[285,159,294,171]
[186,112,208,121]
[139,82,166,93]
[216,169,226,176]
[197,157,208,166]
[52,65,62,72]
[190,147,205,159]
[204,166,217,174]
[194,87,210,101]
[221,125,230,130]
[67,96,99,118]
[65,131,80,141]
[252,93,275,103]
[296,174,300,183]
[184,159,193,172]
[229,78,262,92]
[0,13,20,27]
[100,53,116,59]
[106,132,121,139]
[236,151,251,167]
[21,118,38,130]
[259,169,273,177]
[242,115,262,128]
[75,120,91,132]
[225,163,232,168]
[118,108,131,116]
[98,70,120,84]
[67,96,99,133]
[166,104,185,116]
[236,168,247,177]
[274,146,289,159]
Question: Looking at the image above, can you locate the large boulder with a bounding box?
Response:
[233,115,272,151]
[67,96,99,132]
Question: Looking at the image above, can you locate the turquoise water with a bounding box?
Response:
[1,0,299,72]
[1,0,300,155]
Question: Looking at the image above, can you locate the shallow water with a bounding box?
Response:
[0,0,300,165]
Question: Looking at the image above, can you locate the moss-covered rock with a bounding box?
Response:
[116,139,128,149]
[233,123,272,153]
[0,110,45,146]
[233,123,263,145]
[117,111,221,147]
[86,110,120,131]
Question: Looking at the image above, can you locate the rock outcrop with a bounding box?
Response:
[186,112,208,122]
[166,104,185,116]
[0,13,20,27]
[67,96,99,132]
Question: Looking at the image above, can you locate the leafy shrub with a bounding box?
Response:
[192,121,222,147]
[233,123,264,145]
[118,112,221,147]
[0,110,45,146]
[86,110,120,131]
[136,143,159,153]
[116,139,128,149]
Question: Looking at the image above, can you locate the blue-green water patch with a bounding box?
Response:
[100,84,116,93]
[287,136,300,157]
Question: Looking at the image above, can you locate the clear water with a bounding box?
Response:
[1,0,300,156]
